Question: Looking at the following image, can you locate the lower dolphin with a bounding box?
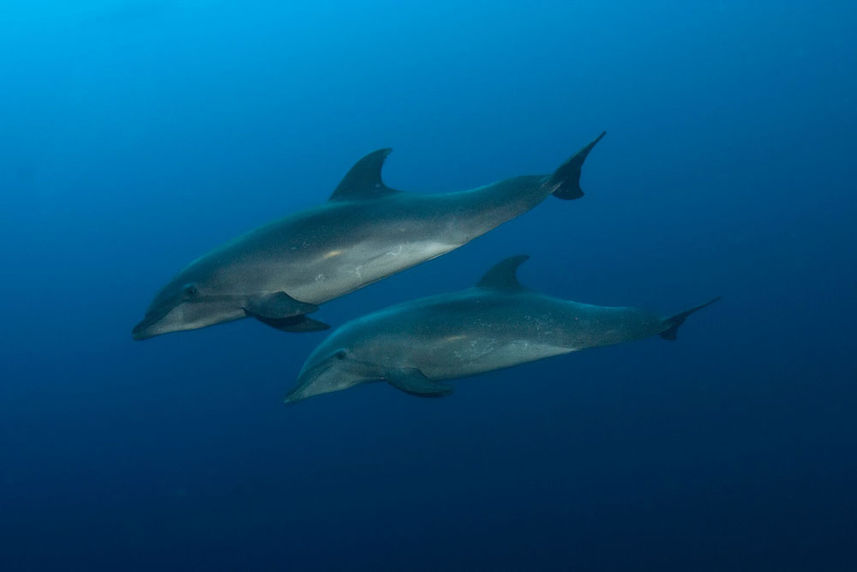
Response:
[132,133,605,340]
[285,256,720,403]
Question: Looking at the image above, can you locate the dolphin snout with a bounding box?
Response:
[283,388,306,405]
[284,373,318,404]
[132,307,169,341]
[131,319,155,341]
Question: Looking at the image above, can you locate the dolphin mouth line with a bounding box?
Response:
[131,306,173,340]
[286,355,384,404]
[287,365,328,400]
[131,318,159,340]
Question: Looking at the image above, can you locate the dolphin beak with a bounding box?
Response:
[284,360,331,404]
[132,307,170,341]
[132,299,177,340]
[283,390,304,405]
[131,319,155,341]
[284,373,316,404]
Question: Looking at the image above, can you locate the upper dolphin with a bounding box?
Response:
[132,133,605,340]
[285,256,719,403]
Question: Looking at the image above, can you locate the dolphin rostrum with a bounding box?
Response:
[285,256,719,403]
[132,134,605,340]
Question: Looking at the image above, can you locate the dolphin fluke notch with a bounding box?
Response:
[329,148,400,201]
[476,255,530,291]
[546,131,606,200]
[659,296,721,341]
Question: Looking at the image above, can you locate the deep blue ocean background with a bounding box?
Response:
[2,1,856,570]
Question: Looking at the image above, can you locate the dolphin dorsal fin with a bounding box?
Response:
[476,255,530,291]
[328,148,400,202]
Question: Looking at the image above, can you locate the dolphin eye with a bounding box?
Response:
[183,284,200,298]
[334,350,347,360]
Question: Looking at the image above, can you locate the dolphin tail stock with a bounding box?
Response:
[659,297,722,341]
[545,131,606,200]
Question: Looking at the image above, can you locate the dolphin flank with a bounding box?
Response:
[285,256,720,404]
[132,134,605,340]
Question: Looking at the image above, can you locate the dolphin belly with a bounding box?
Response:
[285,238,462,304]
[420,337,574,380]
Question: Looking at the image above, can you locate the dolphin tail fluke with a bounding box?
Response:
[659,297,721,341]
[545,131,606,200]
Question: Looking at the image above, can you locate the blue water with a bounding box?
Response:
[2,1,856,570]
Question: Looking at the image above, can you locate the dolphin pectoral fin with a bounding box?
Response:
[659,296,722,341]
[275,316,331,332]
[244,292,318,320]
[386,369,453,398]
[546,131,606,200]
[252,314,331,333]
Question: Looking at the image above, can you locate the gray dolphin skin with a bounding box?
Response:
[285,256,719,404]
[132,133,605,340]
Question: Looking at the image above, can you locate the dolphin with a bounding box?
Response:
[285,256,719,403]
[132,133,605,340]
